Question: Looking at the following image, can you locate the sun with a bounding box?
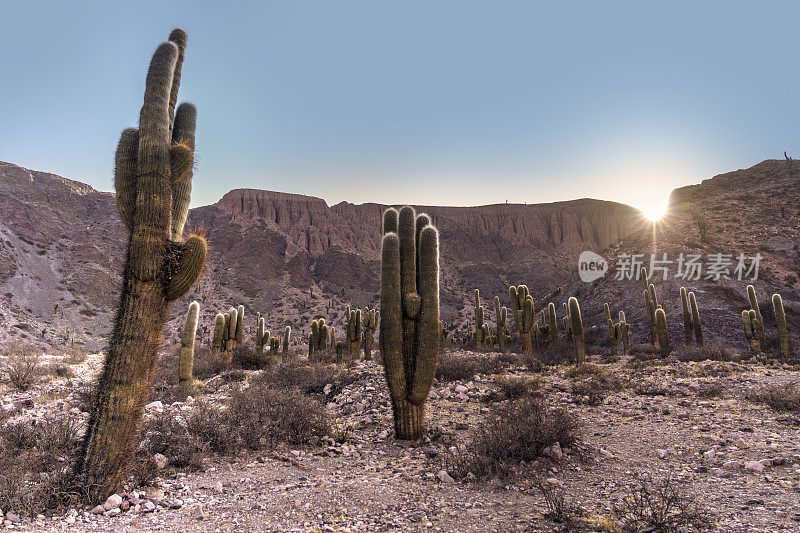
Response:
[640,204,667,222]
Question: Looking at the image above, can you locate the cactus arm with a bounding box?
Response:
[165,234,207,301]
[170,102,196,240]
[114,128,139,230]
[772,293,788,357]
[381,232,406,400]
[408,225,440,405]
[383,207,399,235]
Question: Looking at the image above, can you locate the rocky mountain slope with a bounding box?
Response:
[0,159,797,354]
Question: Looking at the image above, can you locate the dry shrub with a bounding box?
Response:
[43,362,74,379]
[448,396,580,479]
[672,343,739,363]
[494,375,543,400]
[436,352,502,382]
[193,346,232,379]
[232,344,275,371]
[1,344,43,391]
[748,382,800,412]
[525,343,575,370]
[254,360,358,399]
[0,416,81,516]
[629,343,661,360]
[60,346,89,365]
[571,373,624,406]
[614,474,714,532]
[537,480,580,527]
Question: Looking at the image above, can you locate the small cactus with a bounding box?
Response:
[772,293,788,357]
[688,291,703,345]
[494,296,507,352]
[607,318,620,354]
[282,326,291,355]
[618,311,630,354]
[655,307,671,357]
[568,297,585,365]
[335,340,343,358]
[548,302,558,345]
[212,313,225,354]
[509,285,534,355]
[680,287,692,344]
[179,301,200,388]
[473,289,485,350]
[345,306,362,358]
[270,336,280,353]
[362,308,379,360]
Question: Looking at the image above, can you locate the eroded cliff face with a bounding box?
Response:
[0,160,644,350]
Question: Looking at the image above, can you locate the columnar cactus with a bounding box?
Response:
[380,206,439,440]
[604,303,612,322]
[680,287,692,344]
[607,318,620,354]
[655,307,671,357]
[235,305,244,346]
[772,293,788,357]
[494,296,507,352]
[473,289,485,350]
[226,307,238,351]
[282,326,291,355]
[618,311,630,354]
[179,301,200,387]
[362,308,379,360]
[568,297,585,365]
[212,313,225,354]
[78,29,207,500]
[346,306,362,358]
[509,285,534,355]
[256,316,268,352]
[742,310,760,352]
[269,336,280,353]
[688,291,703,345]
[644,285,658,346]
[309,318,329,360]
[746,285,765,349]
[548,302,559,345]
[335,341,343,358]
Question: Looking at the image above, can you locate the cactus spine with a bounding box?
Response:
[346,306,362,358]
[179,301,200,387]
[78,29,207,500]
[510,285,534,355]
[655,307,671,357]
[362,308,379,360]
[568,297,585,365]
[772,293,788,357]
[688,291,703,345]
[494,296,507,352]
[380,206,439,440]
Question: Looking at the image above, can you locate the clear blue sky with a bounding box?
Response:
[1,1,798,215]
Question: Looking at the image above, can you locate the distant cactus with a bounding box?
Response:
[179,301,200,388]
[746,285,765,349]
[309,318,329,360]
[643,288,658,346]
[604,303,611,322]
[282,326,291,355]
[78,29,207,500]
[494,296,507,352]
[256,316,267,352]
[568,297,585,365]
[688,291,703,345]
[362,308,379,360]
[380,206,439,440]
[509,285,534,355]
[548,302,559,345]
[772,293,788,357]
[336,340,343,358]
[607,318,620,354]
[618,311,630,354]
[655,307,671,357]
[212,313,225,353]
[235,305,244,346]
[270,336,280,353]
[680,287,692,344]
[227,307,237,351]
[345,306,362,358]
[473,289,485,350]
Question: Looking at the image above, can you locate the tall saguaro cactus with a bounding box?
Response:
[380,206,440,440]
[510,285,534,355]
[548,302,559,345]
[346,306,362,358]
[473,289,485,350]
[179,301,200,387]
[688,291,703,345]
[78,29,206,500]
[655,307,671,357]
[680,287,692,344]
